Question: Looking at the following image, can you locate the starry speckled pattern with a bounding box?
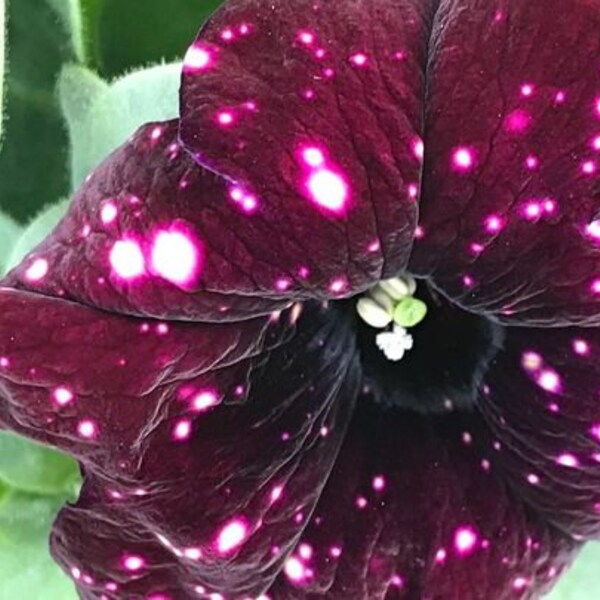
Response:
[1,0,600,598]
[410,0,600,326]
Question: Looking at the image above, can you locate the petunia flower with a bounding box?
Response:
[2,0,600,597]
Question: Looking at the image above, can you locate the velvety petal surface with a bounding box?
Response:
[0,293,360,598]
[180,0,434,292]
[2,113,420,324]
[477,325,600,541]
[410,0,600,326]
[267,399,579,599]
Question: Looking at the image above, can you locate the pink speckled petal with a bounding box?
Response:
[180,0,433,294]
[0,287,286,470]
[410,0,600,326]
[0,292,360,598]
[268,400,579,600]
[4,121,310,322]
[478,325,600,541]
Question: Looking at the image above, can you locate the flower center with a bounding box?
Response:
[355,276,427,361]
[350,277,505,415]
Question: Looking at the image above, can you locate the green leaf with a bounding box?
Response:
[5,198,70,273]
[0,433,80,496]
[0,210,21,274]
[59,62,180,189]
[546,543,600,599]
[81,0,223,77]
[47,0,86,62]
[0,0,5,145]
[0,0,72,221]
[0,489,77,599]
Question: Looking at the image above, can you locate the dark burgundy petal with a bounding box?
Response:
[180,0,432,293]
[410,0,600,326]
[267,400,578,599]
[477,325,600,541]
[0,293,360,598]
[0,286,286,469]
[4,120,301,322]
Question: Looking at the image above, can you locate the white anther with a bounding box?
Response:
[368,286,396,314]
[356,297,393,329]
[375,325,414,361]
[377,276,416,301]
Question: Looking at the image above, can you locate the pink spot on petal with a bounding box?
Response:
[122,554,145,572]
[525,155,539,170]
[435,548,447,564]
[582,160,597,175]
[454,526,478,555]
[275,277,292,292]
[191,390,220,412]
[372,475,386,492]
[110,240,145,280]
[53,387,74,406]
[349,53,368,67]
[298,543,313,560]
[173,419,192,441]
[521,351,542,371]
[216,111,235,126]
[77,419,98,439]
[221,28,234,41]
[462,274,475,288]
[307,169,348,212]
[150,229,201,287]
[408,183,419,199]
[556,453,579,468]
[329,277,348,295]
[411,138,424,161]
[25,258,49,281]
[101,202,118,224]
[183,547,202,560]
[183,46,213,72]
[302,147,325,167]
[573,339,590,355]
[452,147,476,172]
[520,83,534,97]
[214,518,249,554]
[483,214,505,234]
[504,109,532,134]
[536,369,562,394]
[284,557,309,583]
[298,31,315,45]
[591,278,600,294]
[270,485,283,503]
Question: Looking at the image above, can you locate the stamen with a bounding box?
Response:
[356,276,426,362]
[356,298,393,328]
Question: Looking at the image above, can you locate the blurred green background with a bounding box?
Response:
[0,0,598,598]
